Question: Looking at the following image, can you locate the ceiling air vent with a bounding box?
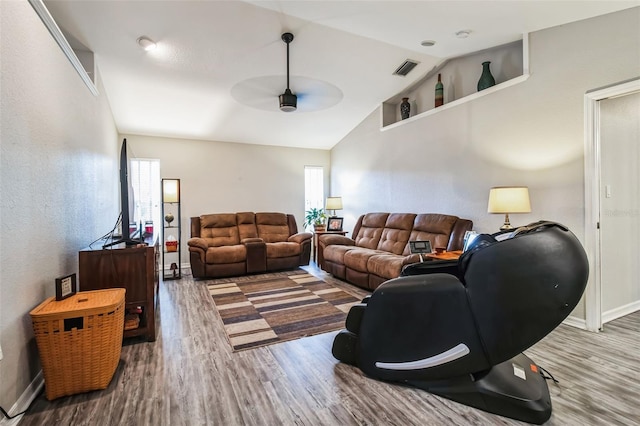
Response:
[393,59,419,76]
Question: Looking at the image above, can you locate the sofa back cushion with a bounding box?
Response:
[237,212,258,240]
[200,213,240,246]
[403,214,459,255]
[256,212,290,243]
[354,213,389,250]
[376,213,417,255]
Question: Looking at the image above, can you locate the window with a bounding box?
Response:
[130,158,161,232]
[304,166,324,229]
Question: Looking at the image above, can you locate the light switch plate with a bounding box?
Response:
[0,343,3,361]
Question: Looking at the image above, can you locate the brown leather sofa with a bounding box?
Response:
[319,213,472,290]
[188,212,312,279]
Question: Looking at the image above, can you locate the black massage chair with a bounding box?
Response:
[332,221,589,424]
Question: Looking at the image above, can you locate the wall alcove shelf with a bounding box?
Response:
[381,34,530,131]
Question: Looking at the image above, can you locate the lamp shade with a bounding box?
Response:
[325,197,343,211]
[162,179,180,203]
[487,187,531,213]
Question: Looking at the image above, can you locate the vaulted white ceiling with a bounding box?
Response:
[44,1,638,149]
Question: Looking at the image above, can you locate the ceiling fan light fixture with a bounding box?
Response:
[279,88,297,112]
[279,32,297,112]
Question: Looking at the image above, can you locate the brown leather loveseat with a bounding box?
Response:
[188,212,312,279]
[319,213,472,290]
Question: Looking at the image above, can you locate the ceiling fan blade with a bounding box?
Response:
[231,75,342,112]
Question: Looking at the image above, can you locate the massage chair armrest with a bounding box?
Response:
[288,232,312,244]
[401,259,461,280]
[187,237,208,252]
[356,274,489,381]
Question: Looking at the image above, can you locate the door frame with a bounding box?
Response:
[583,78,640,332]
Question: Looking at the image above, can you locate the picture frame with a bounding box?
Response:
[327,217,344,231]
[409,240,432,255]
[55,273,77,301]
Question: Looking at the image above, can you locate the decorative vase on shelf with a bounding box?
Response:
[164,212,174,226]
[400,97,410,120]
[477,61,496,91]
[435,73,444,107]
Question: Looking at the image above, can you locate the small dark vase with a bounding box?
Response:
[477,61,496,91]
[400,97,410,120]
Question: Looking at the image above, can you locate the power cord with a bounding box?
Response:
[539,366,559,384]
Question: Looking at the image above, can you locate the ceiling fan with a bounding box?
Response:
[230,32,343,113]
[279,32,297,112]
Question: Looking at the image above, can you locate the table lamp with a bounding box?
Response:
[325,196,343,217]
[488,186,531,230]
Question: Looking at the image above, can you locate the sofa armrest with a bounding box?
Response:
[288,232,312,244]
[187,237,209,252]
[320,235,355,247]
[243,238,266,274]
[241,237,264,244]
[447,219,473,251]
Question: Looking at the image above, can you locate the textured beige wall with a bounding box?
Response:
[330,8,640,321]
[0,1,118,410]
[122,134,331,263]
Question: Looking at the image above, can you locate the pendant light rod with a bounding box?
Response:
[282,32,294,90]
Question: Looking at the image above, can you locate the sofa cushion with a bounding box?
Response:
[200,214,240,246]
[344,248,386,273]
[403,214,458,255]
[353,213,389,249]
[367,254,410,280]
[237,212,258,240]
[265,242,301,258]
[324,245,358,264]
[256,212,290,243]
[376,213,416,255]
[205,245,246,264]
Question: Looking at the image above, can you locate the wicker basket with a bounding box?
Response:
[30,289,126,400]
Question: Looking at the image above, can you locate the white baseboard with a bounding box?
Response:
[0,370,43,426]
[562,315,587,330]
[603,300,640,324]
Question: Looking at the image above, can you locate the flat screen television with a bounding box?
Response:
[104,138,143,247]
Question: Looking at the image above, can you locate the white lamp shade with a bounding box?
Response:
[325,196,343,211]
[162,179,180,203]
[487,187,531,213]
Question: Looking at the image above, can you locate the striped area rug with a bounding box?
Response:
[207,269,360,352]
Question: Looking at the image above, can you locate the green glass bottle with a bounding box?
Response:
[435,73,444,107]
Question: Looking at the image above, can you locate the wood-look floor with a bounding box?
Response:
[18,264,640,425]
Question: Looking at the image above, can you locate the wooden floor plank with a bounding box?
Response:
[18,264,640,425]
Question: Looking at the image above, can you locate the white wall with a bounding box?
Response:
[0,1,118,410]
[122,135,331,263]
[330,8,640,320]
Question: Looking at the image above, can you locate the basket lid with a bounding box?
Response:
[30,288,126,318]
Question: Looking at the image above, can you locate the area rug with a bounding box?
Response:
[207,269,360,352]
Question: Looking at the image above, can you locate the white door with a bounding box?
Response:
[599,91,640,324]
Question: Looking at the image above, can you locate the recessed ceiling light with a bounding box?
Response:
[137,36,157,51]
[455,30,471,39]
[421,40,436,47]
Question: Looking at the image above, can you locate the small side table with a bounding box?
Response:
[313,230,348,263]
[424,250,463,261]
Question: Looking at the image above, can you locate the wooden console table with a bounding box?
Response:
[78,235,159,341]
